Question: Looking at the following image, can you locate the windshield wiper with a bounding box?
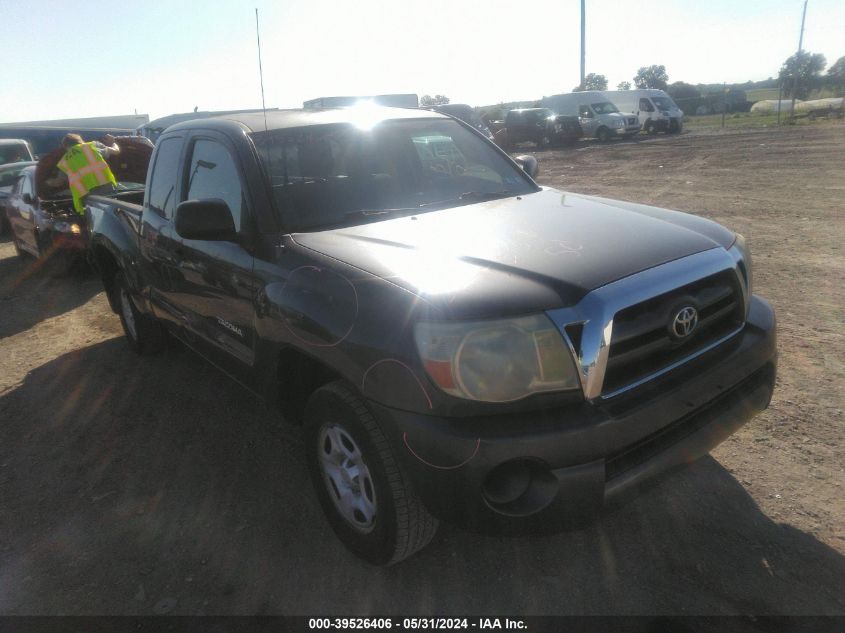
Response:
[457,190,514,202]
[343,207,421,221]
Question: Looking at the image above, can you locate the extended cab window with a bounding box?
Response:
[20,174,34,198]
[147,137,182,219]
[252,118,536,232]
[185,139,244,232]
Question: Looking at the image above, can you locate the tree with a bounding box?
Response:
[420,94,450,106]
[827,55,845,94]
[667,81,699,100]
[779,51,826,99]
[616,81,631,90]
[634,65,669,90]
[573,73,608,91]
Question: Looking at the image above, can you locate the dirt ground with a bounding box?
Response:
[0,123,843,616]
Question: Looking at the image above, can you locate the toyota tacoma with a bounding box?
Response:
[86,106,776,565]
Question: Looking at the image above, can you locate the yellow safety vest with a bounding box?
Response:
[57,142,117,214]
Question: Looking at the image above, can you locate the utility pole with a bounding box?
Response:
[789,0,808,119]
[580,0,586,89]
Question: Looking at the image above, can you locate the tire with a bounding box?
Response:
[115,271,167,354]
[305,381,438,565]
[645,121,656,135]
[596,127,610,142]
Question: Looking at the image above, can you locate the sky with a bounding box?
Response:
[1,0,843,124]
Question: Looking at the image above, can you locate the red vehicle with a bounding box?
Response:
[6,137,151,272]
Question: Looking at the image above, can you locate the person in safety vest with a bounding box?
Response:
[53,133,121,215]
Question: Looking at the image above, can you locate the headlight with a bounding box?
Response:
[729,233,753,314]
[414,314,580,402]
[54,221,81,234]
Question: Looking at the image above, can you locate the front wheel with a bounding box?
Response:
[305,381,438,565]
[596,127,610,142]
[115,271,166,354]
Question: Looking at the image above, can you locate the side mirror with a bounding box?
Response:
[175,198,237,241]
[22,193,34,205]
[515,155,539,179]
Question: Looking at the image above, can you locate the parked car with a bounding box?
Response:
[0,138,35,164]
[541,92,641,141]
[0,160,37,234]
[87,107,776,565]
[603,89,684,134]
[7,137,150,272]
[504,108,581,149]
[424,104,496,142]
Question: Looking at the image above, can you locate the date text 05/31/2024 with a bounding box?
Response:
[308,618,527,630]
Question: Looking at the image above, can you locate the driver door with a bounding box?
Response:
[170,133,259,379]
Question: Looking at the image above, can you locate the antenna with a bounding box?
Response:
[255,8,268,132]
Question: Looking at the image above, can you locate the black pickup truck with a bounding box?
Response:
[87,106,776,565]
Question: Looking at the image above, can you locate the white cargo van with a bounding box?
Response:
[603,89,684,134]
[541,91,640,141]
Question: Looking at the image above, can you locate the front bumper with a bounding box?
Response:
[615,125,641,136]
[371,295,776,532]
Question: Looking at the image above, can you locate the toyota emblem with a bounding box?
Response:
[670,305,699,339]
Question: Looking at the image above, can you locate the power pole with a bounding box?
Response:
[789,0,808,118]
[580,0,586,89]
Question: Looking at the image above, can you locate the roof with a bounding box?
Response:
[167,106,446,135]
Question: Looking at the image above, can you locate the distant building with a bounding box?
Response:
[0,114,149,129]
[303,94,419,109]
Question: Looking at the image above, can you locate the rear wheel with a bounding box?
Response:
[305,381,438,565]
[115,271,167,354]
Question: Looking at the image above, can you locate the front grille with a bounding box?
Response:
[627,117,637,125]
[602,271,744,396]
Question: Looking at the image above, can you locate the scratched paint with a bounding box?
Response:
[361,358,433,410]
[269,266,359,347]
[403,433,480,470]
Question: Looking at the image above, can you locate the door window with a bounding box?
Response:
[579,105,592,118]
[20,174,34,198]
[185,140,245,232]
[147,137,182,219]
[639,98,655,112]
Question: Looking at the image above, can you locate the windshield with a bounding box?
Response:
[652,96,675,111]
[591,102,619,114]
[252,118,535,232]
[0,143,32,164]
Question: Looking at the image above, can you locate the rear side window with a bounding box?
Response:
[147,137,182,219]
[185,139,244,232]
[19,174,34,198]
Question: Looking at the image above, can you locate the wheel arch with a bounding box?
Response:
[91,242,121,313]
[275,345,344,424]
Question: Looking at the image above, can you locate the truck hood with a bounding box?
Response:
[36,136,152,201]
[292,188,736,319]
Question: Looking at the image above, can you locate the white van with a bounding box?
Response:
[540,91,640,141]
[603,89,684,134]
